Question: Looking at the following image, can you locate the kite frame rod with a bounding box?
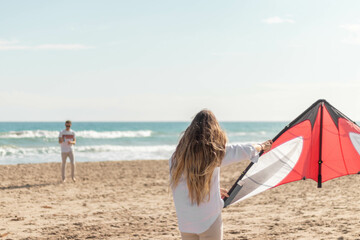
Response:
[318,102,324,188]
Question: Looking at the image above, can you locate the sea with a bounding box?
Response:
[0,122,287,165]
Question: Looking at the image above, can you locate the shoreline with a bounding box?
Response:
[1,160,360,239]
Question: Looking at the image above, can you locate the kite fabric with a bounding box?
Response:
[224,99,360,207]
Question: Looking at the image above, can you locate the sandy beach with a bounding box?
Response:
[1,160,360,240]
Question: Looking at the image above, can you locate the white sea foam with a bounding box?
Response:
[0,130,152,139]
[0,130,59,138]
[228,132,247,136]
[0,145,59,156]
[0,144,175,164]
[0,141,273,165]
[0,144,174,155]
[0,142,259,164]
[76,130,152,138]
[228,131,267,136]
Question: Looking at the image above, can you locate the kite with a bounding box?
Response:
[224,99,360,207]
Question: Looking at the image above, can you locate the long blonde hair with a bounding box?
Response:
[170,109,227,205]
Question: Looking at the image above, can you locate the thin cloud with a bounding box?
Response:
[211,52,245,57]
[36,44,91,50]
[263,16,294,24]
[0,39,92,50]
[340,24,360,45]
[0,39,19,45]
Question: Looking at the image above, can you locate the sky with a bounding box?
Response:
[1,0,360,121]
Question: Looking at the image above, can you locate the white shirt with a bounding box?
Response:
[59,129,76,153]
[170,144,259,234]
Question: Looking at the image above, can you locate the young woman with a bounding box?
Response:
[170,110,272,240]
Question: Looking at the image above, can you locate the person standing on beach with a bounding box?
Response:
[58,120,76,182]
[170,110,272,240]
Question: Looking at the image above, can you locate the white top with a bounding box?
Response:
[170,144,259,234]
[59,129,76,153]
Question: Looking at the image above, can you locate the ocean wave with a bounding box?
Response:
[0,141,274,164]
[0,144,175,158]
[0,130,59,139]
[0,130,152,139]
[75,144,174,153]
[76,130,152,138]
[227,131,267,136]
[0,146,59,156]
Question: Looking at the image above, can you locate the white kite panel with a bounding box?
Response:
[229,137,303,205]
[350,132,360,156]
